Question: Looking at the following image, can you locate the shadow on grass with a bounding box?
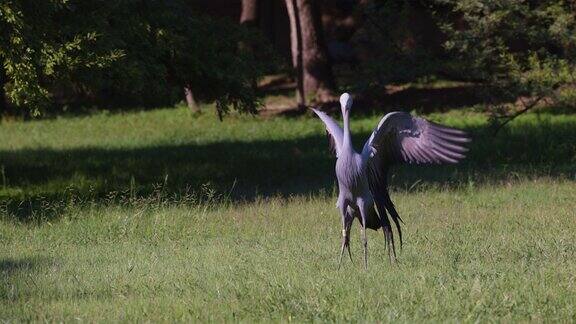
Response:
[0,256,56,300]
[0,118,575,222]
[0,256,53,275]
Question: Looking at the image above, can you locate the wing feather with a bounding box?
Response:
[362,111,470,166]
[312,108,344,157]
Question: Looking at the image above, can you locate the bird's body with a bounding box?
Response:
[335,150,380,230]
[312,93,470,269]
[335,149,363,199]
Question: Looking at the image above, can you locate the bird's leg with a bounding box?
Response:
[338,229,350,269]
[345,221,352,262]
[338,232,346,269]
[337,201,352,269]
[358,200,369,270]
[361,225,367,270]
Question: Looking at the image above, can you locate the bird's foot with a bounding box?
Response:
[337,231,352,269]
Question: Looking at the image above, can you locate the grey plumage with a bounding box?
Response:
[312,93,470,269]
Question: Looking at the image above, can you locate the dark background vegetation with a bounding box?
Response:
[2,0,575,117]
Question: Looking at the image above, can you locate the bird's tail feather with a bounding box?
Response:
[382,192,403,249]
[374,197,396,258]
[364,204,382,230]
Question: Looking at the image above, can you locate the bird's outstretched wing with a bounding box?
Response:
[361,111,470,251]
[311,108,343,157]
[361,111,470,167]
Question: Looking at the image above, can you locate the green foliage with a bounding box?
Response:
[356,0,576,131]
[0,1,123,114]
[358,1,576,115]
[435,0,576,121]
[437,0,576,81]
[0,0,269,116]
[87,0,269,115]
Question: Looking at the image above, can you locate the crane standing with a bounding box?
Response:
[312,93,470,269]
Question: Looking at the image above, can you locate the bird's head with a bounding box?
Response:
[340,92,353,114]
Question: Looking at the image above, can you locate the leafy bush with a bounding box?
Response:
[355,0,576,129]
[0,0,270,116]
[0,0,122,115]
[434,0,576,128]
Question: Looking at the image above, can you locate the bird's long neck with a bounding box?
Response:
[342,109,353,152]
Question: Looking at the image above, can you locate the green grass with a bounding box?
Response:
[0,106,574,204]
[1,105,576,321]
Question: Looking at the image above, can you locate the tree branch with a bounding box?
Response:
[492,95,544,135]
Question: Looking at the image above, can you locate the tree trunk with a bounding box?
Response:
[285,0,306,109]
[0,66,7,113]
[240,0,259,27]
[298,0,335,102]
[240,0,259,91]
[184,86,200,113]
[285,0,336,106]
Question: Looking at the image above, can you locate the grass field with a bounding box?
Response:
[1,105,576,321]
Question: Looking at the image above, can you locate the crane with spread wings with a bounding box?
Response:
[312,93,471,269]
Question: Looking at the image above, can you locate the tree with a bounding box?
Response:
[285,0,336,107]
[298,0,336,102]
[240,0,259,27]
[285,0,306,109]
[184,87,199,113]
[434,0,576,131]
[0,1,122,115]
[239,0,261,95]
[0,0,267,117]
